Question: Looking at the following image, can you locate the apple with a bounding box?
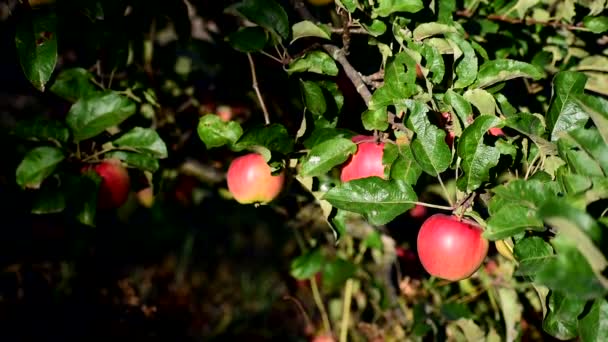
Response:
[417,214,488,281]
[340,135,386,182]
[489,127,505,136]
[136,187,154,208]
[311,335,335,342]
[226,153,285,204]
[82,159,130,209]
[409,204,427,219]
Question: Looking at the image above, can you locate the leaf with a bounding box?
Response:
[413,22,457,41]
[574,93,608,145]
[362,19,387,36]
[473,59,545,89]
[322,258,357,291]
[546,71,588,141]
[104,151,159,172]
[67,172,101,227]
[300,80,327,116]
[444,89,473,126]
[457,115,501,191]
[438,0,456,23]
[406,100,451,176]
[50,68,98,102]
[422,44,445,84]
[323,178,417,225]
[16,146,65,189]
[291,21,331,43]
[197,114,243,149]
[232,123,294,155]
[463,89,497,115]
[290,248,324,280]
[12,117,70,143]
[373,0,424,17]
[497,287,522,342]
[362,107,389,131]
[227,26,267,52]
[488,179,560,215]
[389,144,423,185]
[15,10,57,91]
[113,127,168,158]
[543,292,587,340]
[300,137,356,176]
[505,112,546,137]
[66,91,137,142]
[561,127,608,176]
[287,51,339,76]
[369,52,418,110]
[485,204,545,240]
[231,0,289,40]
[447,33,478,89]
[512,237,554,276]
[31,185,66,214]
[583,16,608,33]
[303,127,355,149]
[558,135,605,177]
[578,299,608,342]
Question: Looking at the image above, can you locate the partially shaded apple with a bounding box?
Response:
[226,153,285,204]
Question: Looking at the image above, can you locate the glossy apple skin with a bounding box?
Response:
[340,135,385,182]
[227,153,285,204]
[417,214,489,281]
[83,160,130,209]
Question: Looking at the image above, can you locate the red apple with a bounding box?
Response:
[409,204,427,219]
[311,335,335,342]
[82,159,130,209]
[417,214,488,281]
[226,153,285,204]
[340,135,386,182]
[489,127,504,136]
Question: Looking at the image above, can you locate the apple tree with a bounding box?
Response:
[7,0,608,340]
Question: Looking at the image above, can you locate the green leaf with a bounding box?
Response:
[485,204,545,240]
[547,72,589,141]
[287,51,339,76]
[444,89,473,126]
[422,44,445,84]
[362,107,389,131]
[232,123,294,155]
[488,179,560,215]
[463,89,496,115]
[561,127,608,176]
[438,0,456,23]
[457,115,501,191]
[231,0,289,40]
[558,136,605,177]
[363,231,384,250]
[290,248,324,280]
[574,93,608,145]
[113,127,168,159]
[369,52,418,110]
[473,59,545,89]
[578,299,608,342]
[31,185,66,214]
[104,151,159,172]
[67,172,101,227]
[300,137,356,176]
[543,292,587,340]
[362,19,387,36]
[497,287,523,342]
[197,114,243,149]
[12,117,70,143]
[505,112,545,137]
[413,22,457,41]
[16,146,64,189]
[512,237,554,276]
[323,178,417,225]
[389,144,423,185]
[303,127,355,149]
[291,21,331,43]
[50,68,98,102]
[66,91,137,142]
[448,34,478,89]
[406,100,451,176]
[300,80,327,116]
[373,0,424,17]
[15,10,57,91]
[227,26,267,52]
[584,16,608,33]
[322,258,357,290]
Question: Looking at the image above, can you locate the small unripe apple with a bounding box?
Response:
[82,159,130,209]
[417,214,488,281]
[340,135,386,182]
[226,153,285,204]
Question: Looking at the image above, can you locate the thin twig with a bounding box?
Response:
[311,277,332,335]
[247,53,271,125]
[339,279,354,342]
[283,295,313,329]
[323,44,372,105]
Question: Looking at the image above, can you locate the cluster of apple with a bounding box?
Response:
[226,135,489,282]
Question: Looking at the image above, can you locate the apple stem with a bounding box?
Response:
[453,192,477,219]
[339,278,354,342]
[311,276,332,335]
[410,201,453,211]
[246,53,271,125]
[81,148,116,163]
